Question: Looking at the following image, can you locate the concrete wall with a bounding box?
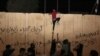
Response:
[0,12,100,56]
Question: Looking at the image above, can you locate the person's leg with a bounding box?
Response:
[53,20,56,31]
[56,17,60,23]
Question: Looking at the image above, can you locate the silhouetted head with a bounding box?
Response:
[78,43,83,48]
[52,39,56,43]
[90,50,98,56]
[52,9,56,12]
[56,42,61,48]
[6,45,11,49]
[30,43,35,48]
[19,48,25,53]
[63,39,68,44]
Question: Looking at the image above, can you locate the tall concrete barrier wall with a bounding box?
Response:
[0,12,100,56]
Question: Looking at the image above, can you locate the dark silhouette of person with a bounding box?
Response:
[18,48,26,56]
[3,44,15,56]
[74,43,83,56]
[27,43,35,56]
[56,42,62,56]
[50,39,56,56]
[90,50,98,56]
[68,41,71,56]
[51,9,60,31]
[61,39,70,56]
[70,52,74,56]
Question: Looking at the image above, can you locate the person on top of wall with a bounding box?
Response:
[51,9,60,31]
[27,43,35,56]
[90,50,98,56]
[73,43,84,56]
[3,44,15,56]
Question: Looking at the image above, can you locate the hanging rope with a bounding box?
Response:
[82,15,84,34]
[25,13,28,48]
[73,15,74,37]
[43,0,46,55]
[94,15,98,31]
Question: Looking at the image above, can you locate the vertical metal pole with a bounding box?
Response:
[57,0,58,12]
[68,0,70,13]
[44,0,46,13]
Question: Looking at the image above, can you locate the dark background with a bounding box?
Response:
[0,0,100,14]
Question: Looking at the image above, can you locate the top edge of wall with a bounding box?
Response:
[0,12,100,16]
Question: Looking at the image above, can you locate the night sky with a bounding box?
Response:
[0,0,100,14]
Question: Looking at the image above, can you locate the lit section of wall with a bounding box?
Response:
[0,12,100,56]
